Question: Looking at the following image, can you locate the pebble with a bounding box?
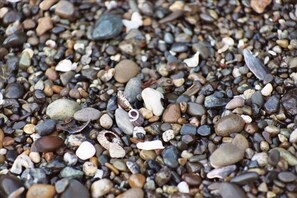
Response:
[26,184,56,198]
[197,125,211,136]
[55,179,69,194]
[35,119,56,136]
[0,175,24,198]
[21,168,48,188]
[162,104,181,123]
[3,31,27,48]
[162,146,179,168]
[46,99,81,120]
[219,182,247,198]
[281,88,297,116]
[10,154,34,174]
[137,140,164,150]
[91,179,113,198]
[289,128,297,143]
[115,108,134,135]
[186,102,205,116]
[232,134,249,151]
[204,94,229,108]
[116,188,144,198]
[183,51,200,67]
[124,77,142,103]
[128,174,146,188]
[55,0,75,19]
[261,83,273,96]
[177,181,189,193]
[99,114,113,129]
[23,124,35,134]
[268,149,280,166]
[180,124,197,135]
[92,13,123,40]
[155,167,171,186]
[55,59,77,72]
[29,152,41,163]
[278,172,297,183]
[31,136,64,152]
[142,89,164,116]
[230,172,259,185]
[109,143,126,158]
[162,129,175,142]
[250,0,272,14]
[264,95,279,114]
[139,150,156,160]
[215,114,245,137]
[4,83,25,99]
[122,12,143,31]
[60,167,84,179]
[272,147,297,166]
[82,162,97,176]
[60,179,90,198]
[39,0,58,10]
[182,173,202,186]
[114,60,139,83]
[19,51,31,69]
[63,152,78,166]
[251,152,268,167]
[225,97,244,109]
[36,16,53,36]
[74,107,101,122]
[209,143,245,168]
[207,165,237,179]
[75,141,96,160]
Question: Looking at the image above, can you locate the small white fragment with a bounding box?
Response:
[290,128,297,143]
[0,93,4,105]
[183,51,200,67]
[123,12,143,32]
[55,59,77,72]
[162,129,175,142]
[74,43,85,52]
[241,115,252,123]
[45,40,56,48]
[261,83,273,96]
[141,88,164,116]
[105,0,118,10]
[177,181,190,193]
[136,140,165,150]
[10,154,34,174]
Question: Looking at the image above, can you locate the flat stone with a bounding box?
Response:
[207,165,237,179]
[204,95,229,108]
[55,1,75,19]
[40,0,58,10]
[26,184,56,198]
[264,95,280,114]
[36,16,53,36]
[74,107,101,121]
[92,13,123,40]
[210,143,245,168]
[124,77,142,103]
[186,102,205,116]
[60,179,90,198]
[91,179,113,197]
[225,97,245,109]
[115,108,134,135]
[230,172,259,185]
[75,141,96,160]
[232,134,249,151]
[114,60,139,83]
[272,147,297,166]
[60,167,83,179]
[46,99,81,120]
[162,146,179,168]
[215,114,245,137]
[278,172,297,183]
[31,136,64,152]
[116,188,144,198]
[251,152,268,167]
[162,104,181,123]
[219,183,247,198]
[35,119,56,136]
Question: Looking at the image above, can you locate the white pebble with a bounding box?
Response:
[29,152,41,163]
[141,88,164,116]
[91,179,113,198]
[290,128,297,143]
[183,51,199,67]
[55,59,77,72]
[74,43,85,51]
[76,141,96,160]
[261,83,273,96]
[251,152,268,167]
[177,181,189,193]
[162,130,175,142]
[10,154,34,174]
[241,115,252,123]
[122,12,143,32]
[83,161,97,176]
[108,143,126,158]
[0,148,7,155]
[136,140,164,150]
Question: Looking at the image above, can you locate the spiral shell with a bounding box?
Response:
[117,91,132,111]
[128,109,144,126]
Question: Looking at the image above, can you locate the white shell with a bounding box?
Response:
[141,88,164,116]
[136,140,164,150]
[122,12,143,32]
[183,51,200,67]
[10,154,34,174]
[55,59,77,72]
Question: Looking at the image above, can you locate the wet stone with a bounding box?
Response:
[215,114,245,137]
[230,172,259,185]
[60,179,90,198]
[162,146,179,169]
[31,136,64,152]
[197,125,211,136]
[264,95,280,114]
[3,31,27,48]
[219,182,247,198]
[4,83,25,99]
[278,172,297,183]
[35,119,56,136]
[92,13,123,40]
[204,95,230,108]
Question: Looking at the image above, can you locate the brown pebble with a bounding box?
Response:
[55,1,75,19]
[128,174,146,188]
[0,129,4,148]
[114,60,139,83]
[26,184,56,198]
[116,188,144,198]
[250,0,272,14]
[39,0,58,10]
[51,85,64,94]
[45,68,59,81]
[31,136,64,152]
[105,162,120,175]
[2,136,14,147]
[215,114,245,137]
[162,104,181,123]
[23,19,36,29]
[182,173,202,186]
[36,16,53,36]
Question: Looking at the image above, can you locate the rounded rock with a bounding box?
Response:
[74,107,101,122]
[114,60,139,83]
[55,1,75,19]
[31,136,64,152]
[128,174,146,188]
[26,184,56,198]
[91,179,113,198]
[162,104,181,123]
[35,119,57,136]
[116,188,144,198]
[46,99,81,120]
[75,141,96,160]
[215,114,245,137]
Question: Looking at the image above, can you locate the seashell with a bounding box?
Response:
[126,160,140,174]
[141,88,164,116]
[128,109,144,126]
[10,154,34,174]
[133,126,146,138]
[136,140,164,150]
[207,165,237,179]
[97,130,126,158]
[117,91,132,111]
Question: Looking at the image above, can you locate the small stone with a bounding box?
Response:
[278,172,297,183]
[109,143,126,158]
[215,114,245,136]
[225,97,245,109]
[124,77,142,103]
[142,88,164,116]
[122,12,143,32]
[3,31,27,48]
[4,83,25,99]
[91,179,113,198]
[29,152,41,163]
[162,104,181,123]
[99,114,113,129]
[207,165,237,179]
[155,167,171,186]
[60,180,90,198]
[210,143,245,168]
[36,16,53,36]
[19,51,31,69]
[35,119,56,136]
[137,140,164,150]
[74,107,101,122]
[60,167,84,179]
[219,182,247,198]
[272,147,297,166]
[251,152,268,167]
[115,108,134,135]
[281,88,297,116]
[204,94,230,108]
[261,83,273,96]
[40,0,58,10]
[162,146,179,168]
[177,181,189,193]
[128,174,146,188]
[75,141,96,160]
[290,128,297,143]
[63,152,78,166]
[55,59,77,72]
[264,95,280,114]
[23,124,35,134]
[55,179,69,194]
[83,161,97,176]
[230,172,259,185]
[182,173,202,186]
[183,51,200,67]
[31,136,64,153]
[268,149,280,166]
[250,0,272,14]
[197,125,211,136]
[116,188,144,198]
[10,154,34,174]
[46,99,81,120]
[186,102,205,116]
[180,124,197,135]
[55,1,75,19]
[114,60,139,83]
[26,184,56,198]
[162,129,175,142]
[139,150,156,160]
[92,13,123,40]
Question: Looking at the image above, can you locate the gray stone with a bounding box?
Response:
[60,179,90,198]
[124,77,142,103]
[92,14,123,40]
[35,119,56,136]
[115,108,134,135]
[220,182,247,198]
[73,107,101,121]
[187,102,205,116]
[46,99,81,120]
[20,168,48,188]
[60,167,84,179]
[162,146,179,169]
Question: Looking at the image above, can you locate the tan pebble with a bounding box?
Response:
[232,134,249,151]
[225,97,245,109]
[0,129,4,148]
[250,0,272,14]
[128,174,146,188]
[2,136,14,146]
[39,0,58,10]
[105,162,120,175]
[51,85,64,94]
[139,108,153,119]
[23,19,36,29]
[36,17,53,36]
[276,40,289,48]
[116,188,144,198]
[45,68,59,81]
[162,104,181,123]
[26,184,56,198]
[29,152,41,163]
[114,60,139,83]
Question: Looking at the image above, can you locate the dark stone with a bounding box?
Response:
[204,95,229,108]
[278,172,297,183]
[264,95,280,114]
[182,173,202,186]
[4,83,25,99]
[3,11,21,26]
[31,136,64,152]
[3,32,27,48]
[251,91,264,107]
[60,179,90,198]
[147,160,162,173]
[281,88,297,116]
[155,167,171,186]
[197,125,211,136]
[92,14,123,40]
[162,146,179,169]
[0,174,25,198]
[268,149,280,166]
[230,172,259,185]
[35,119,57,136]
[33,90,46,103]
[180,124,197,135]
[219,182,247,198]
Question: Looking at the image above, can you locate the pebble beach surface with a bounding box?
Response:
[1,0,297,197]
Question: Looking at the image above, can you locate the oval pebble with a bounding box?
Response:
[215,114,245,137]
[74,107,101,122]
[75,141,96,160]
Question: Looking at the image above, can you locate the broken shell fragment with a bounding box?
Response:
[97,130,126,158]
[117,91,132,111]
[136,140,165,150]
